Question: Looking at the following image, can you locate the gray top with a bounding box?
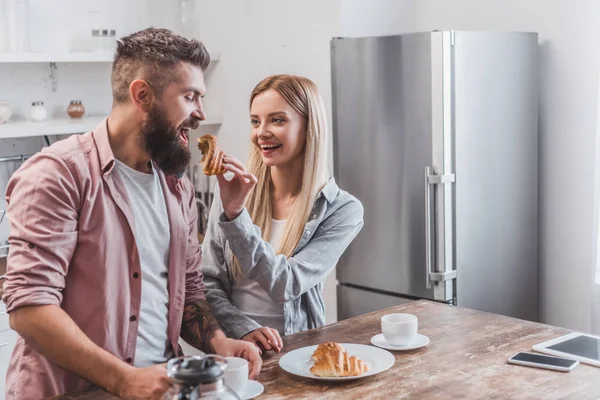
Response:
[230,218,286,335]
[201,178,364,339]
[114,160,174,366]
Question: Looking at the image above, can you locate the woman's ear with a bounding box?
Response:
[129,79,155,113]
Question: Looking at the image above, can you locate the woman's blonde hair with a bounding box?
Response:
[230,74,329,279]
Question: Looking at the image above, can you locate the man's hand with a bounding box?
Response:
[114,364,171,400]
[242,327,283,353]
[180,300,262,378]
[216,155,258,221]
[212,337,262,380]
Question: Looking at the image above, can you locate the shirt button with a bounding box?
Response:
[133,272,139,279]
[130,315,137,322]
[285,328,291,334]
[126,357,133,364]
[304,229,311,236]
[311,214,317,219]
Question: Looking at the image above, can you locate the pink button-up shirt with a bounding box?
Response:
[2,119,205,399]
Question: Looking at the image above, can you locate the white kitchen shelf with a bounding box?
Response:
[0,115,223,140]
[0,52,220,64]
[0,52,114,63]
[0,116,106,139]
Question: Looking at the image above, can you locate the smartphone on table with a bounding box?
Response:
[508,351,579,372]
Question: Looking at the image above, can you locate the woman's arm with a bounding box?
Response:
[200,189,263,339]
[214,157,364,306]
[219,195,364,304]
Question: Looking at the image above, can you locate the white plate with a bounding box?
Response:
[239,380,264,399]
[278,343,395,381]
[370,333,430,351]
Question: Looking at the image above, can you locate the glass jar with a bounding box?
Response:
[0,101,12,124]
[29,101,47,122]
[67,100,85,119]
[91,29,102,52]
[164,355,240,400]
[91,29,116,52]
[107,29,116,51]
[101,29,116,52]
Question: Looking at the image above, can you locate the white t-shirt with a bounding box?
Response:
[114,160,174,367]
[230,219,287,335]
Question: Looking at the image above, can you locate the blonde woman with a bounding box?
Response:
[201,75,363,353]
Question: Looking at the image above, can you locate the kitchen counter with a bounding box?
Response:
[53,300,600,399]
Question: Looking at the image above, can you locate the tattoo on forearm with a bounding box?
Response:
[181,300,222,353]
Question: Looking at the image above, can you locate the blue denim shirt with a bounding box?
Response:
[201,178,364,339]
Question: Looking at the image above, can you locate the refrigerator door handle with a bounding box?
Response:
[425,166,457,289]
[424,166,433,289]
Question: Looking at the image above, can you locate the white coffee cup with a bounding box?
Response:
[224,357,248,396]
[381,313,418,346]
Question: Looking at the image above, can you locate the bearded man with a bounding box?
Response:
[2,27,261,400]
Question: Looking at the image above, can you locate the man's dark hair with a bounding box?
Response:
[111,27,210,103]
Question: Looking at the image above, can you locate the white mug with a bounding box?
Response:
[224,357,248,396]
[381,313,418,346]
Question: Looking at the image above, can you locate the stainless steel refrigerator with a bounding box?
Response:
[332,31,539,322]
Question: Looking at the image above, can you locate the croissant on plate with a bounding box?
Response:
[311,342,345,362]
[309,342,369,377]
[197,134,226,176]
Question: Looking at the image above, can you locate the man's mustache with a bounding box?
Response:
[179,118,200,131]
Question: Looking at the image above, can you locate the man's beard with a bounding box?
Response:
[140,104,196,176]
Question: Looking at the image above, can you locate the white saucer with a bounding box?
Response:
[370,333,430,351]
[238,380,264,400]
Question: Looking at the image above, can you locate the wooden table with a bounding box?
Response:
[55,300,600,399]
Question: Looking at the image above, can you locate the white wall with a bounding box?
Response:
[339,0,418,37]
[340,0,600,332]
[185,0,341,323]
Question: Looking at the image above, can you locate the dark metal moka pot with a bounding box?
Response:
[165,355,241,400]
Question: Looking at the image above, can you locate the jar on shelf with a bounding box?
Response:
[0,101,12,124]
[104,29,116,52]
[29,101,47,122]
[91,29,102,52]
[67,100,85,119]
[92,29,116,53]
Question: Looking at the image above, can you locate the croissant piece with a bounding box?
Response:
[309,342,369,377]
[197,134,226,176]
[311,342,345,362]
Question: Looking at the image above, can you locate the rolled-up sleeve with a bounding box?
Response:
[2,152,81,312]
[182,180,206,304]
